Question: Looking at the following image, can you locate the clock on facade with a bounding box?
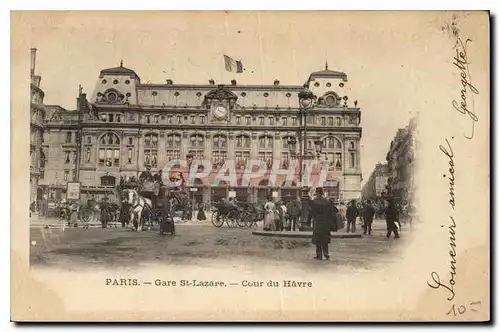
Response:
[212,104,228,119]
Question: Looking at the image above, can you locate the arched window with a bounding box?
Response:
[212,134,227,166]
[322,136,343,171]
[258,135,273,167]
[144,133,159,167]
[235,134,250,168]
[166,133,181,161]
[98,132,120,167]
[189,134,205,160]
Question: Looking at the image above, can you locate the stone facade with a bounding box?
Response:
[30,48,46,204]
[385,117,417,203]
[361,163,388,200]
[40,62,363,203]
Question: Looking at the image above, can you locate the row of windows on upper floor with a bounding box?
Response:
[58,148,355,175]
[97,113,349,127]
[61,132,356,151]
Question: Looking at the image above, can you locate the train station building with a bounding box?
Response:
[40,61,363,204]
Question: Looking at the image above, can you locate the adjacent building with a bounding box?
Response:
[30,48,46,203]
[41,61,363,204]
[361,162,388,200]
[385,117,417,203]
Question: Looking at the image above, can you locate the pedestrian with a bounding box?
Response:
[362,200,376,235]
[329,198,340,232]
[197,203,207,221]
[278,201,287,231]
[311,187,333,260]
[300,191,312,228]
[119,197,131,228]
[286,197,300,231]
[100,197,110,228]
[263,196,276,231]
[385,198,400,239]
[346,199,359,233]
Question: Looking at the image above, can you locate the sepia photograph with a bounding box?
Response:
[12,10,490,322]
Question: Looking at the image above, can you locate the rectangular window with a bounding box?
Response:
[258,152,265,161]
[200,116,205,124]
[292,117,297,125]
[109,114,114,122]
[152,150,158,167]
[153,115,158,124]
[212,151,219,163]
[128,148,133,163]
[350,142,355,150]
[66,132,72,143]
[307,116,313,124]
[350,152,355,168]
[336,117,341,126]
[99,148,105,165]
[85,147,91,162]
[236,116,241,125]
[64,151,70,164]
[243,151,250,163]
[321,117,326,125]
[282,117,287,126]
[328,117,333,126]
[246,116,251,125]
[72,170,76,180]
[144,150,151,165]
[177,115,182,124]
[191,115,195,124]
[168,116,173,124]
[64,170,69,181]
[40,170,44,179]
[269,117,275,126]
[235,151,242,163]
[116,114,121,123]
[86,136,92,144]
[335,153,342,170]
[128,137,133,145]
[259,117,264,125]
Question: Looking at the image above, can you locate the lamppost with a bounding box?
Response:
[286,88,324,231]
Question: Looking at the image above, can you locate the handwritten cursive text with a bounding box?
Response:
[452,37,479,139]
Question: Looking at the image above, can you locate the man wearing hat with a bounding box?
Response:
[311,187,334,260]
[139,164,154,183]
[385,197,400,239]
[362,200,376,235]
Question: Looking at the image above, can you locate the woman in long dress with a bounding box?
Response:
[263,196,276,231]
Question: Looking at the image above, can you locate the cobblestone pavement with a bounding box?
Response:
[30,219,409,272]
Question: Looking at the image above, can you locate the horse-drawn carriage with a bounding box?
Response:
[116,177,191,234]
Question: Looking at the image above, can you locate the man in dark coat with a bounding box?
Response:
[385,198,400,239]
[362,200,376,235]
[329,198,340,232]
[139,164,153,183]
[346,199,359,233]
[286,197,301,231]
[311,187,334,260]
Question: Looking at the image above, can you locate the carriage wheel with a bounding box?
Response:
[211,211,224,228]
[236,211,249,228]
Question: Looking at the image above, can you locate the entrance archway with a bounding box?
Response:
[257,179,270,204]
[281,180,298,202]
[211,180,227,203]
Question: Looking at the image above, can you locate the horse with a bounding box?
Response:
[124,189,153,231]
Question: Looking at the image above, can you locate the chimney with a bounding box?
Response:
[231,79,237,86]
[209,79,215,85]
[274,79,280,86]
[166,79,173,85]
[30,48,37,75]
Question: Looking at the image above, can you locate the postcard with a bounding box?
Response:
[11,11,490,321]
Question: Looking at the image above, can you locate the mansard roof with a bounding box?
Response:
[100,63,141,82]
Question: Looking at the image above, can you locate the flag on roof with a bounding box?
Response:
[223,54,243,73]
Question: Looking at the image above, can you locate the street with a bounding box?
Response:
[30,218,408,271]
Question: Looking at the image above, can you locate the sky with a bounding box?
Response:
[14,11,443,182]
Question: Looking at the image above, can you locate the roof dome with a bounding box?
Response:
[99,60,140,82]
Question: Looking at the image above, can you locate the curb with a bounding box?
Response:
[251,231,363,239]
